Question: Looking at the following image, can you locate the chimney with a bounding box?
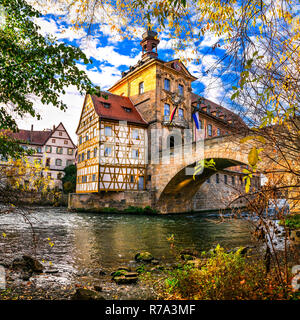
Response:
[53,125,55,131]
[31,124,33,131]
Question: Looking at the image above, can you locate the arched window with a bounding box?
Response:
[169,136,175,148]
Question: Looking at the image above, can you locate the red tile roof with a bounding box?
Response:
[191,93,246,126]
[91,93,148,126]
[1,129,53,145]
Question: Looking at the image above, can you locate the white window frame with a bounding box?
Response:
[104,126,112,137]
[55,159,62,166]
[104,145,112,157]
[132,129,139,140]
[132,148,139,159]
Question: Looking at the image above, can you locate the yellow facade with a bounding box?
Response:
[76,95,100,193]
[109,63,157,97]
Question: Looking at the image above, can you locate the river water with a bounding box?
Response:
[0,207,256,293]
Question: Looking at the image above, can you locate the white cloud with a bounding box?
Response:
[77,64,121,89]
[199,32,220,48]
[159,38,179,50]
[80,37,141,67]
[33,17,87,41]
[16,86,84,143]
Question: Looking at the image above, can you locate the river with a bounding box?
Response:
[0,207,257,298]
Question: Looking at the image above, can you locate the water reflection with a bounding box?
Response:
[0,207,254,277]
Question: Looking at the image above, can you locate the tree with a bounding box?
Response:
[0,0,100,158]
[61,164,76,193]
[0,157,52,213]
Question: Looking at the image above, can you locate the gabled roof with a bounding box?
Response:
[1,122,76,147]
[91,92,148,126]
[1,129,53,146]
[44,122,76,148]
[164,59,198,81]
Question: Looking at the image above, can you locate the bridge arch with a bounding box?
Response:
[156,157,247,213]
[150,135,251,213]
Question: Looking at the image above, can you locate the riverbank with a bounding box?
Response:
[0,243,298,300]
[0,207,298,300]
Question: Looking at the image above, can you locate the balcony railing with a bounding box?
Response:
[162,116,189,128]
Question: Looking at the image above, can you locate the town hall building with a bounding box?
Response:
[74,29,254,212]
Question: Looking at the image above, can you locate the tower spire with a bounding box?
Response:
[140,27,160,60]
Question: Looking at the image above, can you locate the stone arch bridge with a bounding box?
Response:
[69,133,299,214]
[148,134,252,213]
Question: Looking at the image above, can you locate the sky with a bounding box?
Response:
[16,5,236,143]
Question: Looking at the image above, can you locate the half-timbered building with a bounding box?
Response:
[76,93,147,193]
[0,123,76,189]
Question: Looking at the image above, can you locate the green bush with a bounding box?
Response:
[281,214,300,230]
[155,245,297,300]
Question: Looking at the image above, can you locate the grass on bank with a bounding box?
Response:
[143,245,299,300]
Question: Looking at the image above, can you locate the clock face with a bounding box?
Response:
[174,62,181,71]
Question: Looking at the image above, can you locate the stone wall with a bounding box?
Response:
[68,191,154,212]
[192,171,247,211]
[17,191,68,206]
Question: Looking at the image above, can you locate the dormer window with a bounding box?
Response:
[103,103,111,109]
[207,105,211,114]
[122,106,132,113]
[139,82,144,95]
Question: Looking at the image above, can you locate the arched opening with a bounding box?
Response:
[156,157,247,214]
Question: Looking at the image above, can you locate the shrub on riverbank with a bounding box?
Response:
[280,214,300,230]
[152,245,298,300]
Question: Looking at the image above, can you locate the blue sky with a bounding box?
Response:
[17,8,235,142]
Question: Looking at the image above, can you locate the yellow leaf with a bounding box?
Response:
[248,147,259,167]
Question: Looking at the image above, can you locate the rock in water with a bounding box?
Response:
[113,275,138,284]
[71,288,105,300]
[135,252,154,262]
[94,285,102,292]
[111,269,139,284]
[10,255,43,273]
